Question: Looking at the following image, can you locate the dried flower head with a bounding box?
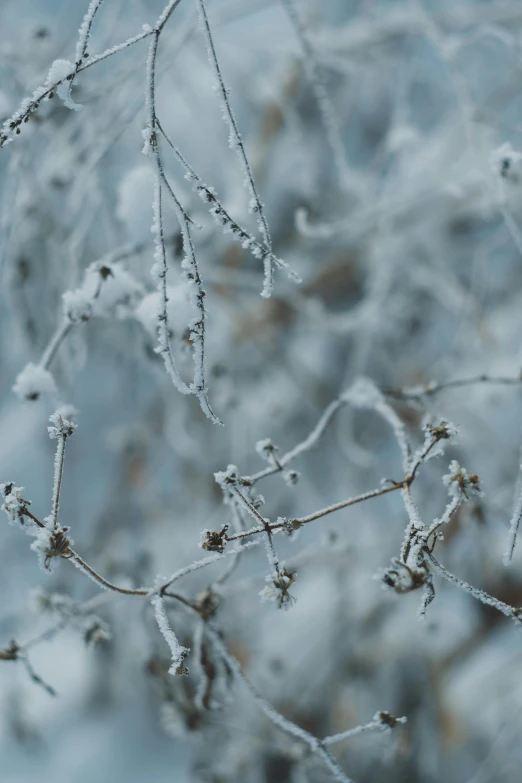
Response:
[199,525,229,553]
[84,619,111,647]
[31,525,73,571]
[491,142,522,182]
[255,438,279,460]
[1,483,30,529]
[379,557,428,594]
[376,711,407,730]
[424,420,458,441]
[260,568,297,609]
[443,460,483,501]
[195,589,220,619]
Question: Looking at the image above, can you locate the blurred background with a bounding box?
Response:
[2,0,522,781]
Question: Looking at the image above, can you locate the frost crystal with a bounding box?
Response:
[48,411,76,440]
[13,363,57,401]
[214,464,240,488]
[442,460,483,501]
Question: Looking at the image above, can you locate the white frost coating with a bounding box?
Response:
[259,564,296,610]
[150,175,191,396]
[255,438,278,460]
[170,145,301,285]
[427,552,522,625]
[134,285,193,339]
[30,521,73,573]
[343,376,411,470]
[47,411,76,530]
[13,363,57,401]
[75,0,105,63]
[195,0,275,298]
[323,713,407,746]
[504,466,522,566]
[151,593,189,675]
[342,376,383,408]
[208,630,353,783]
[161,539,261,589]
[81,261,143,318]
[63,289,92,323]
[45,60,82,111]
[442,460,483,501]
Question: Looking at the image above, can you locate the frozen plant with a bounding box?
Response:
[3,1,522,782]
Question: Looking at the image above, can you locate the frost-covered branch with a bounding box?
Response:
[504,465,522,566]
[47,411,76,530]
[322,712,407,747]
[144,13,221,424]
[426,551,522,625]
[157,120,300,287]
[383,373,522,400]
[195,0,276,297]
[206,624,358,783]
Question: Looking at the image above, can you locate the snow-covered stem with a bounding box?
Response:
[145,22,220,423]
[504,468,522,566]
[68,553,148,596]
[195,0,275,298]
[158,165,221,423]
[223,482,404,543]
[280,0,350,190]
[75,0,106,64]
[426,551,522,624]
[422,495,461,543]
[383,374,522,400]
[247,397,347,484]
[192,619,209,710]
[151,175,192,396]
[224,484,282,575]
[342,378,412,471]
[48,429,68,530]
[206,625,356,783]
[159,540,262,592]
[40,321,74,371]
[406,433,443,485]
[155,0,184,33]
[1,30,153,146]
[374,398,412,473]
[151,592,189,675]
[39,242,143,371]
[323,713,407,746]
[290,481,403,527]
